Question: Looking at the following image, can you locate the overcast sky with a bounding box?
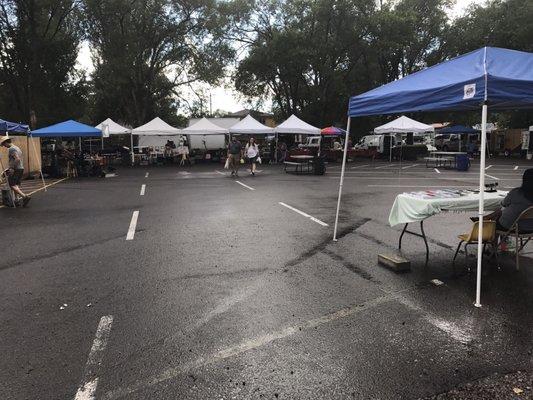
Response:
[76,0,485,114]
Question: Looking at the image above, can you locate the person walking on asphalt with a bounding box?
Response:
[0,137,31,206]
[228,137,242,177]
[245,137,259,176]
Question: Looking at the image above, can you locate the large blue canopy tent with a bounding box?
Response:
[334,47,533,307]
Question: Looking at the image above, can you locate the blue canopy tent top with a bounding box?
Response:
[31,120,102,137]
[334,47,533,307]
[0,118,29,134]
[438,125,480,134]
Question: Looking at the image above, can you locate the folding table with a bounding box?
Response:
[388,190,507,264]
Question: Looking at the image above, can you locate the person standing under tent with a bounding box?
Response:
[245,137,260,176]
[227,137,242,177]
[0,137,31,206]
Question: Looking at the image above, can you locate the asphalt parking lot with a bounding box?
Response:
[1,158,533,400]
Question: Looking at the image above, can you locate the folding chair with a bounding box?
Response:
[496,206,533,270]
[453,221,497,271]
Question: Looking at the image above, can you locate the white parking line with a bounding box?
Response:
[144,172,149,178]
[485,165,493,170]
[126,211,139,240]
[278,202,328,226]
[214,170,225,176]
[375,164,396,169]
[484,174,499,180]
[368,184,473,188]
[235,181,255,191]
[435,168,441,174]
[351,164,370,169]
[74,315,114,400]
[514,166,519,170]
[140,184,146,196]
[401,164,418,169]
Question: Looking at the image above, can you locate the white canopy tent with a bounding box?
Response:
[95,118,131,152]
[274,115,320,161]
[374,115,435,134]
[275,114,321,135]
[374,115,435,162]
[95,118,130,135]
[229,115,274,135]
[182,117,229,135]
[132,117,182,149]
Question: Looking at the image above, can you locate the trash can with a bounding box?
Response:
[313,156,326,175]
[456,154,470,171]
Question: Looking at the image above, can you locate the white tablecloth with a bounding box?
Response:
[389,190,508,226]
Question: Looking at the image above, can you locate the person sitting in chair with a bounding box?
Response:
[474,169,533,232]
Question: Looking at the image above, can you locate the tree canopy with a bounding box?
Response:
[0,0,531,130]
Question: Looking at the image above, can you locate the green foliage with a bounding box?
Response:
[83,0,235,126]
[0,0,87,127]
[234,0,451,129]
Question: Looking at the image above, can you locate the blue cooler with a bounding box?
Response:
[456,154,470,171]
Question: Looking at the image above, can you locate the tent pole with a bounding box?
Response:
[275,133,278,163]
[333,117,351,241]
[130,132,134,166]
[475,104,488,308]
[79,137,82,152]
[30,136,46,192]
[389,133,392,162]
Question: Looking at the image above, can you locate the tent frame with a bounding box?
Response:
[333,102,490,307]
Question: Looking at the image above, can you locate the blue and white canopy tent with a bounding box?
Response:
[333,47,533,307]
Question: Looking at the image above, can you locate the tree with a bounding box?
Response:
[83,0,235,127]
[234,0,451,129]
[0,0,87,128]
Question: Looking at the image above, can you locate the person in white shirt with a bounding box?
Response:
[244,137,259,176]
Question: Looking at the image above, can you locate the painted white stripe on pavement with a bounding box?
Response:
[351,164,370,169]
[74,315,114,400]
[235,181,255,191]
[375,164,396,169]
[102,293,398,400]
[485,165,493,170]
[278,202,328,226]
[126,211,139,240]
[368,185,473,188]
[484,174,499,180]
[435,168,441,174]
[140,184,146,196]
[215,170,226,175]
[401,164,418,169]
[145,172,149,178]
[514,166,519,170]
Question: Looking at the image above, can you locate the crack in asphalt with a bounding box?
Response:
[284,218,371,268]
[0,231,140,271]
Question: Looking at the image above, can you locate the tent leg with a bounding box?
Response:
[130,133,134,166]
[333,117,351,241]
[275,133,279,163]
[475,104,488,308]
[389,134,392,162]
[30,136,46,192]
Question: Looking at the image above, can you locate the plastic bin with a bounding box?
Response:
[456,154,470,171]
